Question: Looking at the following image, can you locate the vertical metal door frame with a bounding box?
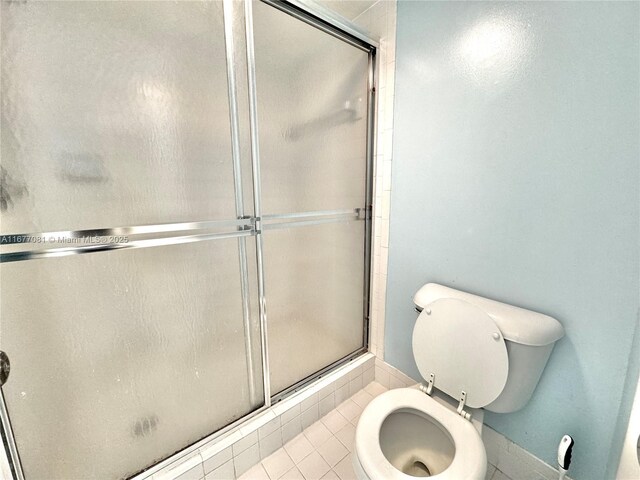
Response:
[244,0,272,407]
[247,0,377,401]
[363,45,377,351]
[222,0,259,407]
[0,391,24,480]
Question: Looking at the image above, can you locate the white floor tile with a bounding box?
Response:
[364,382,387,397]
[350,390,373,409]
[336,400,361,421]
[492,469,512,480]
[236,374,373,479]
[485,464,497,480]
[320,410,348,434]
[297,451,331,480]
[262,449,295,480]
[231,377,523,480]
[349,413,361,427]
[334,424,356,452]
[320,471,339,480]
[280,466,305,480]
[317,437,349,468]
[238,463,270,480]
[333,454,357,480]
[284,434,314,464]
[303,422,332,448]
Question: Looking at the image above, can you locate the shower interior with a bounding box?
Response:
[0,0,374,478]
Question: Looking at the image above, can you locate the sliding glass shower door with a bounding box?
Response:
[0,1,374,478]
[252,1,371,395]
[0,2,263,478]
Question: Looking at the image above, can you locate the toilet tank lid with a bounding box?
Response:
[413,283,564,347]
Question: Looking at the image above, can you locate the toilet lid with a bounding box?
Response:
[412,298,509,408]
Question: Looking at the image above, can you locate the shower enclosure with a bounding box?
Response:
[0,1,375,478]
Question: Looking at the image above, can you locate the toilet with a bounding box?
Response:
[354,283,565,480]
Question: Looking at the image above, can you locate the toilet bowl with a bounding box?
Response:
[354,388,486,480]
[354,283,565,480]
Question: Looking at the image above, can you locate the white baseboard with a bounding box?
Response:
[483,424,571,480]
[373,357,417,389]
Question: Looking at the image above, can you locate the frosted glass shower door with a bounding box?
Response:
[252,1,372,394]
[0,1,263,479]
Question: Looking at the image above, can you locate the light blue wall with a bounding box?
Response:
[385,2,640,479]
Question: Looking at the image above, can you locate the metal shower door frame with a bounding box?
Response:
[249,0,377,403]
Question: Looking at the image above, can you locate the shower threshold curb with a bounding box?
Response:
[133,353,375,480]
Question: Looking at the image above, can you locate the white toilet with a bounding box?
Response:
[354,283,565,480]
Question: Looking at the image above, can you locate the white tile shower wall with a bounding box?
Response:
[136,355,375,480]
[348,0,396,360]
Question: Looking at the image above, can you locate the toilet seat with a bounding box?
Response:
[413,298,509,408]
[355,388,486,480]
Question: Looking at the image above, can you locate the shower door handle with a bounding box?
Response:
[0,351,9,387]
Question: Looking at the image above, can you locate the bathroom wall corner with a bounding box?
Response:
[347,0,396,363]
[611,309,640,479]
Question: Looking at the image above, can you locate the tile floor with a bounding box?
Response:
[235,382,515,480]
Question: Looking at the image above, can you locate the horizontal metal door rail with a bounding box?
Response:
[0,218,252,246]
[0,208,366,263]
[262,0,377,51]
[262,208,362,222]
[262,207,364,230]
[262,215,361,231]
[0,230,255,263]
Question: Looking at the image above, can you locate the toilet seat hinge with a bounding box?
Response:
[419,373,435,396]
[457,391,472,421]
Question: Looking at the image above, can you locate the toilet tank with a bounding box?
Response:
[414,283,564,413]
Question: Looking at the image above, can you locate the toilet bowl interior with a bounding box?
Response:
[379,408,455,477]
